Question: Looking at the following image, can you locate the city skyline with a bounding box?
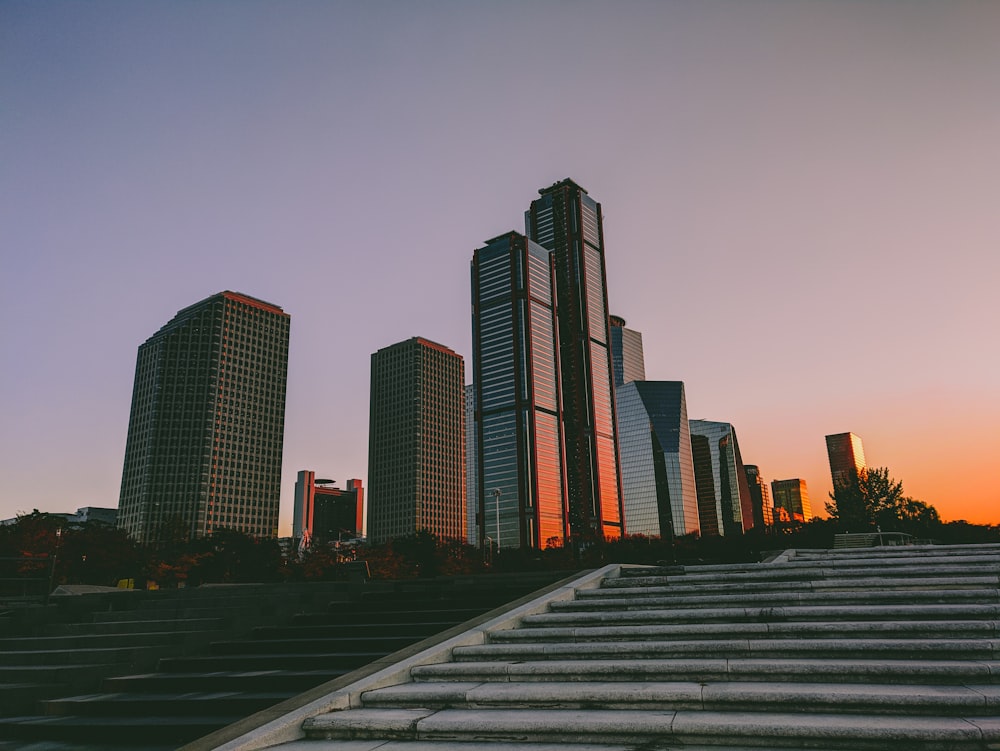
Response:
[3,2,998,533]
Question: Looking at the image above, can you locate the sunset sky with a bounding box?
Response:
[2,1,998,534]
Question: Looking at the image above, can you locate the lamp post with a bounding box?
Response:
[491,488,502,553]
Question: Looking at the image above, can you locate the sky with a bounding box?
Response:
[2,0,998,535]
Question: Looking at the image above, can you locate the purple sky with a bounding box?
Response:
[3,1,998,534]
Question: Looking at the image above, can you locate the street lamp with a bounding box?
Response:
[491,488,502,553]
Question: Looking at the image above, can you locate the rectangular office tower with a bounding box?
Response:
[118,291,290,544]
[471,232,568,550]
[367,337,466,545]
[771,478,813,522]
[826,432,867,489]
[616,381,700,539]
[526,179,624,540]
[609,315,645,386]
[743,464,775,528]
[689,420,754,536]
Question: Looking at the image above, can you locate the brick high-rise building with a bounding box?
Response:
[367,337,465,544]
[526,179,624,540]
[118,291,290,543]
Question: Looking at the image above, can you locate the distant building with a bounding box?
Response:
[689,420,753,535]
[609,315,645,387]
[118,291,290,544]
[1,507,118,527]
[743,465,774,528]
[826,432,867,488]
[526,178,624,540]
[367,337,466,544]
[771,478,812,522]
[292,471,364,546]
[471,232,568,550]
[465,384,479,546]
[616,381,700,538]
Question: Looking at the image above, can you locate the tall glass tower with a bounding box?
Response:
[526,179,624,540]
[118,291,290,544]
[616,381,699,538]
[609,315,645,387]
[471,232,568,550]
[825,432,867,489]
[689,420,753,536]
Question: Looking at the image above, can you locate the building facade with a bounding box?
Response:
[367,337,465,545]
[471,232,568,550]
[292,471,364,546]
[771,478,812,522]
[526,179,624,540]
[743,464,774,529]
[826,432,867,489]
[688,420,753,535]
[118,291,289,544]
[616,381,700,539]
[465,384,478,545]
[609,315,645,387]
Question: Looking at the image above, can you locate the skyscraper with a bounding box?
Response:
[826,432,867,489]
[771,478,812,522]
[465,384,478,545]
[689,420,753,535]
[118,291,290,544]
[367,337,465,545]
[743,464,774,529]
[616,381,700,538]
[471,232,568,550]
[526,179,624,540]
[609,315,645,387]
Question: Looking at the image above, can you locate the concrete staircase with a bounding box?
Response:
[0,574,570,750]
[210,543,1000,750]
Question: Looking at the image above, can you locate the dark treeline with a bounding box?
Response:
[2,509,997,591]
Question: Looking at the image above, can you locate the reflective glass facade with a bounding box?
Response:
[825,432,867,488]
[616,381,700,538]
[689,420,753,536]
[471,232,568,550]
[367,337,466,544]
[526,179,623,539]
[771,478,812,522]
[609,315,645,387]
[118,291,289,543]
[744,464,774,528]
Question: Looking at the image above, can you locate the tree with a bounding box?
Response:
[826,467,940,534]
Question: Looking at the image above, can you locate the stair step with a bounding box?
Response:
[0,714,237,743]
[40,690,292,717]
[0,646,161,667]
[411,657,1000,685]
[157,651,387,672]
[360,680,1000,715]
[209,635,421,654]
[103,669,345,693]
[452,638,1000,661]
[592,575,1000,597]
[552,588,1000,611]
[42,617,227,636]
[301,707,1000,749]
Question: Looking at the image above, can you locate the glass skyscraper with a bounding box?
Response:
[616,381,700,538]
[118,291,290,544]
[471,232,568,550]
[744,464,774,529]
[526,179,623,540]
[771,477,812,522]
[609,315,645,387]
[689,420,753,536]
[367,337,466,544]
[826,432,867,489]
